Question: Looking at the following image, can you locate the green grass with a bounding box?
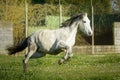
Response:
[0,54,120,80]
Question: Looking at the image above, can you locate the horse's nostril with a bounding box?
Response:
[88,32,92,36]
[89,32,91,35]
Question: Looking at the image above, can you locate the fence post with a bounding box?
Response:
[25,0,28,38]
[25,0,28,54]
[91,0,95,54]
[59,0,62,27]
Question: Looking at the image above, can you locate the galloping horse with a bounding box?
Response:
[7,13,92,71]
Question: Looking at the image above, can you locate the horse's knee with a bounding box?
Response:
[58,58,65,65]
[23,54,30,64]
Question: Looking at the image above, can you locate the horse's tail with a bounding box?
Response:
[7,37,29,55]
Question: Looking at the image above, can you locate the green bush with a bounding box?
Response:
[1,0,118,45]
[46,16,69,29]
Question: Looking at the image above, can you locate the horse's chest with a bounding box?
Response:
[66,32,76,46]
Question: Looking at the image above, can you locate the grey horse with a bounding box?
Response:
[7,13,92,72]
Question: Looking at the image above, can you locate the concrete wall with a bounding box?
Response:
[0,21,13,54]
[73,45,120,54]
[114,22,120,45]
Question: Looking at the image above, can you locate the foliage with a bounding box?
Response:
[46,16,69,28]
[93,0,111,14]
[0,0,120,45]
[0,0,25,45]
[0,54,120,80]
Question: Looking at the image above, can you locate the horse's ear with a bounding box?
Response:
[84,13,87,16]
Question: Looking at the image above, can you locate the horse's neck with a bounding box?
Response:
[67,22,78,35]
[70,22,78,31]
[60,22,78,42]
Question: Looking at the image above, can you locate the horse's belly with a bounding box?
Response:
[37,45,63,55]
[48,49,63,55]
[38,42,54,52]
[38,30,56,52]
[37,40,63,55]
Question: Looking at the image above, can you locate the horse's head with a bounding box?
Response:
[77,13,93,36]
[60,13,93,36]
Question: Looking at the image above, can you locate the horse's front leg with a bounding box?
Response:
[57,41,73,65]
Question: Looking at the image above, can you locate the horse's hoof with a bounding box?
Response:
[58,59,64,65]
[58,60,62,65]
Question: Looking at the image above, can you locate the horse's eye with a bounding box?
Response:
[83,20,86,23]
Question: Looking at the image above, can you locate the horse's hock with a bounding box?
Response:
[0,21,13,54]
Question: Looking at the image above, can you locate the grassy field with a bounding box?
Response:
[0,54,120,80]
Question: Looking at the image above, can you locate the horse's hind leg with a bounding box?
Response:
[23,42,37,72]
